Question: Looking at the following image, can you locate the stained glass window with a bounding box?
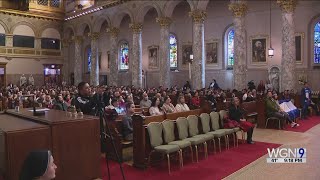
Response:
[169,34,178,69]
[120,42,129,70]
[227,29,235,66]
[314,22,320,64]
[87,47,92,72]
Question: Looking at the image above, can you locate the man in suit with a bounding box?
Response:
[54,94,68,111]
[301,82,319,119]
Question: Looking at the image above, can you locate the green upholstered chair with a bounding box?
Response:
[176,117,207,162]
[199,113,217,153]
[162,120,193,165]
[209,112,230,152]
[147,122,182,174]
[219,110,240,147]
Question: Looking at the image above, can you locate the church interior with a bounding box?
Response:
[0,0,320,180]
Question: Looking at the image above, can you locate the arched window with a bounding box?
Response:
[169,34,178,69]
[119,42,129,70]
[314,22,320,64]
[226,28,235,67]
[85,46,92,72]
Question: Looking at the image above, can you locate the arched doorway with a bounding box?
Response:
[43,64,62,85]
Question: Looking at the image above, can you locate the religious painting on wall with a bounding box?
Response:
[148,46,159,69]
[206,41,218,64]
[182,44,193,65]
[295,32,304,63]
[250,35,268,63]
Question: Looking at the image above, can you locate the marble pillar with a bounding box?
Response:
[107,27,120,86]
[129,23,143,88]
[229,1,248,90]
[74,36,83,86]
[277,0,297,91]
[35,37,41,49]
[90,32,100,86]
[5,34,13,47]
[156,17,172,88]
[62,39,70,84]
[189,10,206,89]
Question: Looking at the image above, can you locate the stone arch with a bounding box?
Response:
[0,20,9,34]
[39,25,62,39]
[10,21,37,36]
[63,25,75,39]
[163,0,195,17]
[135,2,162,23]
[196,0,210,11]
[76,22,92,36]
[111,8,134,28]
[92,15,111,32]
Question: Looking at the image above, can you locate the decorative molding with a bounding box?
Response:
[106,27,120,37]
[0,9,63,21]
[89,32,100,40]
[228,2,248,17]
[277,0,298,13]
[189,10,207,23]
[129,23,143,33]
[156,17,172,28]
[73,36,83,43]
[62,39,70,47]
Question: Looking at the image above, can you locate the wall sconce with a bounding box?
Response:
[268,47,274,57]
[190,54,193,60]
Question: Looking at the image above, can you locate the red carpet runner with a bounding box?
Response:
[284,116,320,133]
[102,141,280,180]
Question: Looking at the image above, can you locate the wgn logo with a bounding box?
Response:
[266,148,306,163]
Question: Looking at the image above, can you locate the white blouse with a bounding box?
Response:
[149,106,163,116]
[175,103,190,112]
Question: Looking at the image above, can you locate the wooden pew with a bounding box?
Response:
[242,101,258,123]
[132,114,165,169]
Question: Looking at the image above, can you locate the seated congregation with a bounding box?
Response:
[2,80,319,175]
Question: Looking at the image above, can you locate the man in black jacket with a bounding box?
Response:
[71,82,96,115]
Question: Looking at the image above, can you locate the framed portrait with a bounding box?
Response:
[107,51,110,69]
[295,32,304,63]
[148,46,159,69]
[206,41,218,64]
[250,35,268,64]
[182,44,193,65]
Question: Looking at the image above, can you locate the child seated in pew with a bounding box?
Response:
[122,102,135,141]
[149,97,164,116]
[175,95,190,112]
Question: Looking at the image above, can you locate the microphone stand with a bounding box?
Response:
[95,96,125,180]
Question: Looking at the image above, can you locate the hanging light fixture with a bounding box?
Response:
[268,0,274,57]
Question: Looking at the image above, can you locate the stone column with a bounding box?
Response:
[189,10,206,89]
[277,0,297,91]
[156,17,172,88]
[34,37,41,49]
[62,39,70,84]
[129,23,143,88]
[89,32,100,86]
[229,1,248,90]
[106,27,120,86]
[5,34,13,47]
[73,36,83,86]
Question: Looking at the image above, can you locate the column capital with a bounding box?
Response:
[189,10,207,23]
[129,23,143,33]
[156,17,172,28]
[72,36,83,43]
[89,32,100,40]
[62,39,70,47]
[106,27,120,37]
[228,1,248,17]
[277,0,298,13]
